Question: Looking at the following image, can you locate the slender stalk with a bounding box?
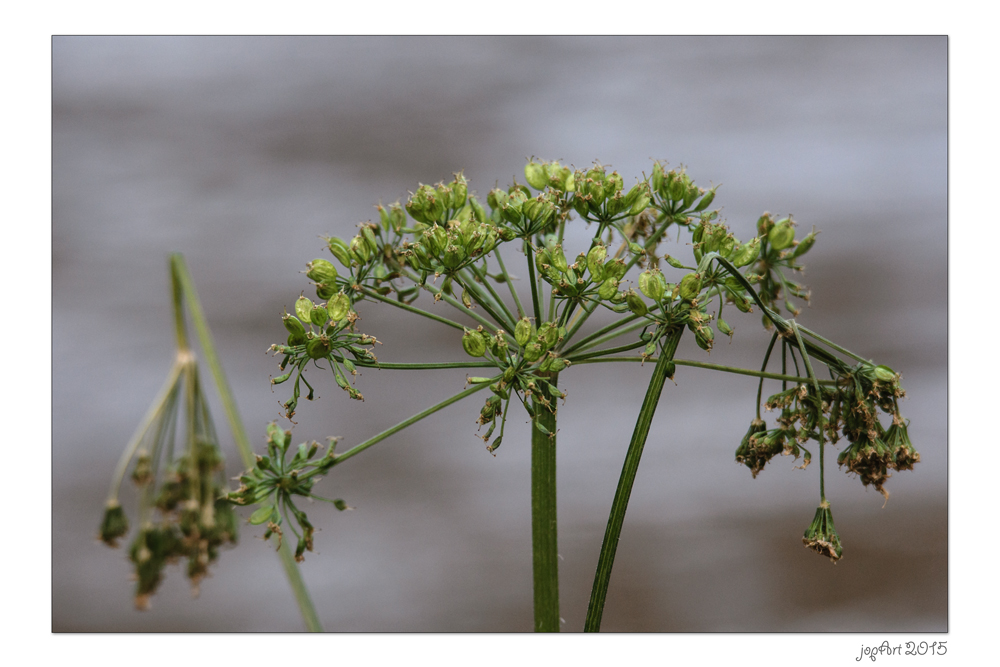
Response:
[584,327,682,632]
[531,373,560,632]
[350,359,496,371]
[567,355,835,385]
[565,341,646,364]
[170,254,324,633]
[560,313,641,356]
[331,379,495,466]
[493,246,526,320]
[360,288,465,331]
[790,321,827,501]
[525,241,543,323]
[466,263,517,330]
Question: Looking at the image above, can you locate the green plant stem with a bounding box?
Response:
[455,269,516,333]
[466,263,518,330]
[169,254,324,633]
[790,321,827,502]
[796,324,871,365]
[331,379,496,466]
[493,246,526,320]
[584,327,683,632]
[402,268,514,340]
[525,240,543,323]
[567,354,834,385]
[531,373,560,632]
[350,359,496,371]
[565,341,646,364]
[360,288,465,331]
[560,313,641,356]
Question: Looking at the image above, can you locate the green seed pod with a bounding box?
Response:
[442,244,466,270]
[693,187,716,212]
[425,224,447,256]
[717,317,733,337]
[283,313,306,336]
[388,203,406,232]
[638,270,665,301]
[626,292,648,316]
[538,323,558,347]
[629,192,651,216]
[605,192,627,217]
[651,162,665,193]
[327,293,350,322]
[695,326,714,351]
[295,296,314,323]
[362,225,379,255]
[598,278,618,300]
[605,258,627,281]
[326,237,353,267]
[287,332,306,346]
[306,335,333,360]
[469,196,487,224]
[572,194,591,218]
[731,237,761,267]
[547,245,567,274]
[678,273,703,301]
[586,244,607,276]
[515,318,534,347]
[306,258,338,284]
[663,360,676,380]
[664,254,686,270]
[873,365,896,382]
[523,342,544,363]
[487,188,507,211]
[668,175,686,202]
[605,171,624,198]
[315,282,337,300]
[451,174,468,206]
[462,329,487,357]
[350,235,371,262]
[548,356,569,372]
[524,161,548,190]
[461,288,473,309]
[791,229,818,258]
[310,305,329,326]
[628,242,646,257]
[769,221,795,251]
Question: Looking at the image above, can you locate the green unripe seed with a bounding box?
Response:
[679,273,703,301]
[717,317,733,336]
[598,278,618,300]
[294,297,313,324]
[306,258,338,284]
[310,306,329,326]
[873,365,896,382]
[327,293,350,322]
[306,336,333,360]
[327,237,353,267]
[315,282,337,300]
[638,270,665,301]
[769,222,795,251]
[626,292,648,316]
[550,245,569,273]
[462,329,487,357]
[525,161,548,190]
[515,317,534,347]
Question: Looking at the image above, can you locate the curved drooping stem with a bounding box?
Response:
[584,326,683,632]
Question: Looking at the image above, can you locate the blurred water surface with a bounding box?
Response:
[53,36,946,632]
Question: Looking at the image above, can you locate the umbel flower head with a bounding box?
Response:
[802,502,843,563]
[100,356,237,609]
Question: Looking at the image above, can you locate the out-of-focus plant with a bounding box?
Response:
[102,160,918,632]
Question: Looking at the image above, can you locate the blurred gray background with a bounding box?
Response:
[53,36,946,632]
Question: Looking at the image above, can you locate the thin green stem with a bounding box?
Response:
[525,241,543,324]
[567,355,835,385]
[560,313,641,356]
[466,263,517,331]
[494,246,526,320]
[360,288,465,331]
[568,319,651,355]
[531,374,559,632]
[796,324,871,365]
[331,379,496,466]
[349,359,496,371]
[169,254,324,633]
[584,327,683,632]
[455,269,516,333]
[790,320,827,502]
[565,341,646,364]
[756,332,781,420]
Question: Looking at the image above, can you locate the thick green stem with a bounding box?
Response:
[584,327,682,632]
[169,254,324,633]
[525,240,543,324]
[531,373,560,632]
